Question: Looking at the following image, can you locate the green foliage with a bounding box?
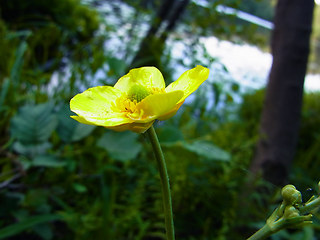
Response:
[0,24,30,131]
[291,92,320,190]
[0,214,61,240]
[229,89,320,193]
[97,131,142,162]
[163,138,236,239]
[57,106,96,143]
[163,139,231,162]
[1,95,239,239]
[0,0,319,239]
[0,0,105,139]
[0,0,100,71]
[11,102,57,148]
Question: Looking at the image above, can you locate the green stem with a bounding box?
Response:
[247,224,273,240]
[247,196,320,240]
[300,196,320,214]
[146,125,175,240]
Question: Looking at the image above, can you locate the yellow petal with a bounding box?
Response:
[102,122,132,132]
[71,116,96,125]
[114,66,165,93]
[71,114,132,127]
[165,65,209,103]
[128,90,184,123]
[103,121,155,133]
[129,121,154,133]
[70,86,132,126]
[72,115,130,127]
[157,101,184,121]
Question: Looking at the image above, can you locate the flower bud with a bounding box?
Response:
[283,206,300,219]
[281,184,302,205]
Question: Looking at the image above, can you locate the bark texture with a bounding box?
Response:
[251,0,314,186]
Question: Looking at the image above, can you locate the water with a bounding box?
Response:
[200,36,320,92]
[53,0,319,95]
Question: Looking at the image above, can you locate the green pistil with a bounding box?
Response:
[128,84,150,102]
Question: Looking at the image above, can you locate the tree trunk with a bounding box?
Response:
[250,0,314,186]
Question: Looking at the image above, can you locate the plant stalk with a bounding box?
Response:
[146,125,175,240]
[247,224,272,240]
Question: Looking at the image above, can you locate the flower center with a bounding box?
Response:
[127,84,150,102]
[111,86,165,119]
[112,96,137,114]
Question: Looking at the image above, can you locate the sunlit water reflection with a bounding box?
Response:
[201,36,320,92]
[52,1,319,97]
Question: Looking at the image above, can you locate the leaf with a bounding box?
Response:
[107,57,126,77]
[181,140,231,161]
[231,82,240,92]
[157,126,184,144]
[212,82,222,106]
[33,223,53,240]
[97,131,142,162]
[18,156,32,170]
[10,41,28,84]
[73,183,88,193]
[13,142,51,156]
[32,155,67,168]
[11,102,58,145]
[0,78,10,112]
[0,214,60,239]
[5,30,32,40]
[57,105,95,142]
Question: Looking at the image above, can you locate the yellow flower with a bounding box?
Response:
[70,65,209,133]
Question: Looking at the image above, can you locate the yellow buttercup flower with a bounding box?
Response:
[70,65,209,133]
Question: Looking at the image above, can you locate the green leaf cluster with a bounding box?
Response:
[0,0,319,239]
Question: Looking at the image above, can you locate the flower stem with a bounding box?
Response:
[300,196,320,214]
[146,125,175,240]
[247,224,272,240]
